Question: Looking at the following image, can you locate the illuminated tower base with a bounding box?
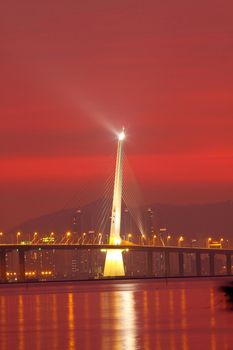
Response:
[104,250,125,276]
[104,129,125,277]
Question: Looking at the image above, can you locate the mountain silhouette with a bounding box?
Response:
[6,200,233,243]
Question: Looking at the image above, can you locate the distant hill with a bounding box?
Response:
[6,200,233,242]
[150,201,233,238]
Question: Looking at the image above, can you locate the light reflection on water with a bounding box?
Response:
[18,295,25,350]
[68,293,75,350]
[0,296,6,350]
[180,289,188,350]
[0,278,233,350]
[154,290,161,350]
[210,287,216,350]
[168,290,175,350]
[52,294,58,350]
[35,295,41,350]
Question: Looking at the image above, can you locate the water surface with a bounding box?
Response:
[0,278,233,349]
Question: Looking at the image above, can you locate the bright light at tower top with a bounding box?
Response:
[118,128,125,141]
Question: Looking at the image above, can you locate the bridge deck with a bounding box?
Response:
[0,243,233,254]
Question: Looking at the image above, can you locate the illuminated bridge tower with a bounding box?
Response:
[104,128,126,277]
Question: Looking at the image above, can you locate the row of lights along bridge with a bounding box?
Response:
[0,231,230,249]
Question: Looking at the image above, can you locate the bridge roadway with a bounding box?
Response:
[0,243,233,282]
[1,243,233,254]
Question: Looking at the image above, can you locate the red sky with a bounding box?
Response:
[0,0,233,230]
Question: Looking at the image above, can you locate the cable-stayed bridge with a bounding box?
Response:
[0,243,233,282]
[1,129,232,282]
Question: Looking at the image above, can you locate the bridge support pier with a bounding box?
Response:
[147,251,153,277]
[178,252,184,276]
[196,253,201,276]
[226,254,232,275]
[209,253,215,276]
[165,251,170,276]
[0,250,7,283]
[19,250,26,282]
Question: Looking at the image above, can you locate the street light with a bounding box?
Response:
[207,237,212,248]
[0,232,3,244]
[220,238,224,248]
[48,232,55,244]
[178,235,184,247]
[17,232,21,244]
[141,234,146,245]
[153,234,157,245]
[127,233,132,242]
[167,235,171,246]
[65,231,71,244]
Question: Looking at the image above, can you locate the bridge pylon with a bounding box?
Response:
[104,129,125,277]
